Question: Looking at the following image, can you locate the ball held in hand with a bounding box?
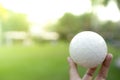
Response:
[69,31,107,68]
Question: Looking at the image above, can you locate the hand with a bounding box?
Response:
[67,54,113,80]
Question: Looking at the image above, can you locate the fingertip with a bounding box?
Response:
[67,57,77,67]
[106,53,113,61]
[67,57,73,63]
[108,53,113,59]
[102,53,113,67]
[67,57,71,61]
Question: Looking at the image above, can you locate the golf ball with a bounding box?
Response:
[69,31,107,68]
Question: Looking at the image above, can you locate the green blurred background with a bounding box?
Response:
[0,0,120,80]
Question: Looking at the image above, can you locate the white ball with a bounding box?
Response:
[69,31,107,68]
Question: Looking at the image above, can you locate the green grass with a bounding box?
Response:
[0,42,69,80]
[0,42,119,80]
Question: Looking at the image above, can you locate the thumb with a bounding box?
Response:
[67,57,81,80]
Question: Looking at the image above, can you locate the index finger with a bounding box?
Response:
[82,67,97,80]
[95,53,113,80]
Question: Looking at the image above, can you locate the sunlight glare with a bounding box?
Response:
[0,0,91,24]
[95,0,120,22]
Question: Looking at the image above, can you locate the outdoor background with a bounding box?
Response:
[0,0,120,80]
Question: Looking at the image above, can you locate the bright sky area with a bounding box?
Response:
[0,0,120,27]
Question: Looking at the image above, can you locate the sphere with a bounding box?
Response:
[69,31,107,68]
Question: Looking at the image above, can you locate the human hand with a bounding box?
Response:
[67,54,113,80]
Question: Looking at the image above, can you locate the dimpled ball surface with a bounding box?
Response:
[69,31,107,68]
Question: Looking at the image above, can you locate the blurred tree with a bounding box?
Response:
[78,13,94,31]
[2,13,29,31]
[103,0,120,40]
[0,4,9,45]
[0,5,29,32]
[54,13,94,41]
[103,0,120,9]
[90,0,104,31]
[91,0,104,6]
[54,0,120,41]
[54,13,81,40]
[90,0,120,40]
[91,0,120,11]
[99,21,120,41]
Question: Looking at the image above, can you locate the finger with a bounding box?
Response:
[82,67,97,80]
[95,54,113,80]
[67,57,81,80]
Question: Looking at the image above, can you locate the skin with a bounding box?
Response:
[67,53,113,80]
